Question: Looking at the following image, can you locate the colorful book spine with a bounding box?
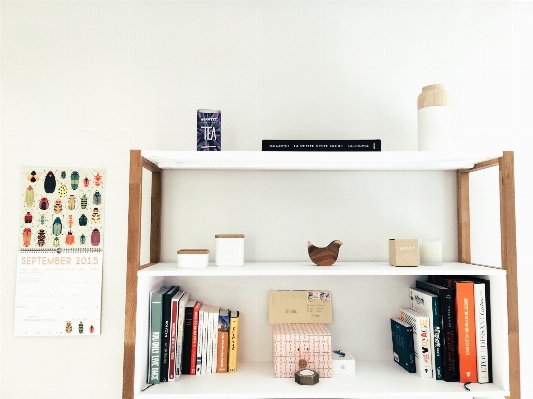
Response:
[474,282,489,383]
[217,309,230,373]
[196,304,205,374]
[409,287,443,380]
[168,290,184,382]
[455,281,478,382]
[149,286,169,384]
[390,318,416,373]
[190,302,202,374]
[400,307,431,378]
[201,305,210,374]
[262,139,381,152]
[228,310,239,373]
[416,279,458,382]
[181,300,196,375]
[175,292,189,379]
[161,286,180,382]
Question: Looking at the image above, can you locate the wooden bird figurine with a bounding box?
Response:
[307,240,343,266]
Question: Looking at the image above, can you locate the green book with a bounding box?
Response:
[148,286,170,384]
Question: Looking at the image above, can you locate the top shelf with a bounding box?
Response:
[141,151,503,171]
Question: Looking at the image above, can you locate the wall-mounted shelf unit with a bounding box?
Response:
[123,150,520,399]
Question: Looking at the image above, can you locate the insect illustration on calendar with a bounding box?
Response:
[78,321,84,334]
[80,191,89,209]
[27,170,39,183]
[22,228,32,247]
[52,217,62,236]
[93,171,103,187]
[83,176,90,188]
[53,198,62,214]
[36,229,46,247]
[53,237,60,247]
[93,191,102,205]
[90,325,94,334]
[57,183,68,198]
[80,233,87,245]
[65,321,72,334]
[67,215,74,228]
[24,212,33,224]
[43,171,56,193]
[91,228,101,246]
[91,208,101,223]
[39,197,49,211]
[70,171,80,190]
[37,213,48,226]
[60,170,67,179]
[65,230,75,246]
[24,186,35,208]
[67,194,76,210]
[79,214,88,227]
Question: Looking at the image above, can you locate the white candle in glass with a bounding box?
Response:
[420,241,442,266]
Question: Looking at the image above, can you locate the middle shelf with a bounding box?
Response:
[138,262,506,277]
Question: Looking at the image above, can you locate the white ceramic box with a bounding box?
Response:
[332,349,355,375]
[215,234,244,266]
[177,249,209,268]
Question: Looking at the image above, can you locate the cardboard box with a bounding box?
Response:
[332,349,356,375]
[269,290,332,324]
[389,239,419,267]
[272,323,332,378]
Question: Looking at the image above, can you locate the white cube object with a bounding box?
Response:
[419,241,442,266]
[177,249,209,268]
[332,349,355,375]
[215,234,244,266]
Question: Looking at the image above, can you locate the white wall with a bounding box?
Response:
[1,1,532,398]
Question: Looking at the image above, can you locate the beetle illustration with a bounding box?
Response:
[22,228,32,247]
[65,321,72,334]
[68,195,76,210]
[25,186,34,208]
[67,215,74,228]
[60,171,67,179]
[44,171,56,193]
[37,229,46,247]
[78,321,84,334]
[93,191,102,205]
[52,217,62,236]
[65,230,75,246]
[24,212,33,224]
[79,214,88,227]
[91,208,100,223]
[57,183,68,198]
[53,237,60,247]
[27,170,39,183]
[91,228,101,246]
[80,234,87,245]
[80,192,88,209]
[53,199,62,214]
[39,197,49,211]
[70,171,80,190]
[38,213,48,226]
[90,325,94,334]
[83,176,90,188]
[93,171,103,187]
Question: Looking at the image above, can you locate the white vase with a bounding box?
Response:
[417,84,450,151]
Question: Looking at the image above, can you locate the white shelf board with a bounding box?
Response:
[135,360,508,398]
[141,150,503,171]
[138,262,506,277]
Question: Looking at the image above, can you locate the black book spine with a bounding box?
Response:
[261,139,381,152]
[160,286,179,382]
[416,280,458,382]
[181,304,194,375]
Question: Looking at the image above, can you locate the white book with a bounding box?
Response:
[409,287,441,380]
[206,306,214,374]
[175,291,190,379]
[196,304,206,374]
[201,305,211,374]
[400,307,432,378]
[474,282,489,383]
[168,290,184,382]
[211,306,220,373]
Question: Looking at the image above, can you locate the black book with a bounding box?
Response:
[160,286,180,382]
[181,300,196,375]
[429,275,493,383]
[262,139,381,152]
[416,280,458,382]
[391,318,416,373]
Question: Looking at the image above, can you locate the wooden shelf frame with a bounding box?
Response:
[122,150,520,399]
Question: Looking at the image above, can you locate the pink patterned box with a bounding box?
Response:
[272,323,332,378]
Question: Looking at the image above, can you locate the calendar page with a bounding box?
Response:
[14,250,102,336]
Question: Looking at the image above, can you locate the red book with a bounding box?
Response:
[190,302,203,374]
[455,281,477,382]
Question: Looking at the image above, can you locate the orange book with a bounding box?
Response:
[190,302,202,375]
[216,309,229,373]
[455,281,477,382]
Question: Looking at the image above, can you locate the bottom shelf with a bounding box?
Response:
[136,360,508,398]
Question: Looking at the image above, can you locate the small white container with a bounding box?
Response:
[419,241,442,266]
[215,234,244,266]
[177,249,209,268]
[332,349,356,375]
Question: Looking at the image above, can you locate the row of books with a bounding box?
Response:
[148,285,240,384]
[391,275,491,383]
